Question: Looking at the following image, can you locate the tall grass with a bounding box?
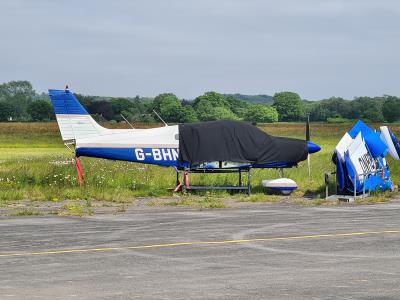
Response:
[0,122,399,203]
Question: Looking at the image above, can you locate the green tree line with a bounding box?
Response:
[1,80,400,123]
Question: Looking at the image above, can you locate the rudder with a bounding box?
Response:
[48,87,109,142]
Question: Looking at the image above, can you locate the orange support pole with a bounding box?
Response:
[75,157,85,186]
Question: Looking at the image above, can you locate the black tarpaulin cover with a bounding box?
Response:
[178,120,308,166]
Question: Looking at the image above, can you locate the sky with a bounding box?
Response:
[0,0,399,100]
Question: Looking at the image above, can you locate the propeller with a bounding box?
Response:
[306,114,311,180]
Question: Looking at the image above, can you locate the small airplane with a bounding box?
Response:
[48,87,321,192]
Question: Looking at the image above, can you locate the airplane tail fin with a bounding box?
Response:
[48,87,109,142]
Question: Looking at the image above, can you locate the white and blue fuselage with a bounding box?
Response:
[74,126,182,168]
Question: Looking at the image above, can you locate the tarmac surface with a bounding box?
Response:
[1,202,400,299]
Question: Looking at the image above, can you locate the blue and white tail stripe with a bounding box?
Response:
[48,88,110,141]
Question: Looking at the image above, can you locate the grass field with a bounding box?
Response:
[0,122,399,210]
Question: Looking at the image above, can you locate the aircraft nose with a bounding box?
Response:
[307,141,321,154]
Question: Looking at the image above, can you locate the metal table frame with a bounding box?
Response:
[176,167,252,195]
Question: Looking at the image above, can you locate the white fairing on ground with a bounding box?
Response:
[262,178,298,195]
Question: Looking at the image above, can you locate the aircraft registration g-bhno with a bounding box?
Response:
[48,87,321,190]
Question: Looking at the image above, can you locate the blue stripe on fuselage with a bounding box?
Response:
[75,147,296,169]
[76,147,180,167]
[253,161,296,168]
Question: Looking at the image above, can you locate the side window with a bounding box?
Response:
[175,134,179,140]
